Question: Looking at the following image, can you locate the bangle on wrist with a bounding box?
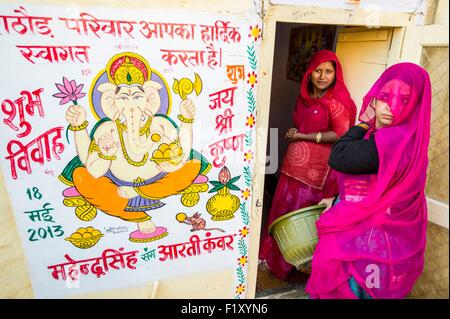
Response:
[68,121,88,131]
[315,132,322,144]
[98,152,116,161]
[177,114,194,123]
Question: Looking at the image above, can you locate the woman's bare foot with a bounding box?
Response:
[138,219,157,234]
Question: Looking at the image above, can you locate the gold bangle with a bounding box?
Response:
[315,132,322,144]
[68,121,88,131]
[98,152,116,161]
[177,114,194,123]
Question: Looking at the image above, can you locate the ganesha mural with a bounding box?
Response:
[0,0,262,298]
[58,52,211,243]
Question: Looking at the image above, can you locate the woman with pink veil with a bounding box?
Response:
[306,62,432,299]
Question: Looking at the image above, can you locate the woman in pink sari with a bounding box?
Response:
[306,62,432,299]
[259,50,357,279]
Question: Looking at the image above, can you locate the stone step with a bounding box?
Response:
[256,286,308,299]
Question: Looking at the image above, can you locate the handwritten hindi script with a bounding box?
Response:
[0,2,259,298]
[48,248,139,280]
[158,233,236,262]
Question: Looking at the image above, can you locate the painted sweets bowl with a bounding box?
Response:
[65,227,104,249]
[268,204,326,271]
[151,142,184,165]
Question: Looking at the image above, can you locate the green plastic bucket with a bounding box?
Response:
[268,204,326,270]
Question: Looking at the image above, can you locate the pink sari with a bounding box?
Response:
[305,63,432,299]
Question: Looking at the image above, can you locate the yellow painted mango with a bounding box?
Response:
[159,143,170,152]
[153,149,163,158]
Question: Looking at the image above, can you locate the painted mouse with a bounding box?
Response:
[184,212,225,232]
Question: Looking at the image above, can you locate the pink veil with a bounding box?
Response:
[305,62,432,299]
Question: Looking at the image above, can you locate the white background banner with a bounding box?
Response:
[0,2,260,298]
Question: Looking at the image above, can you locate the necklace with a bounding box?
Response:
[317,90,327,98]
[317,90,328,98]
[311,89,328,99]
[116,120,150,167]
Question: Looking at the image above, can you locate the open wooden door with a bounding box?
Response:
[335,27,394,113]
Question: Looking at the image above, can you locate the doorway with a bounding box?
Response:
[256,22,395,298]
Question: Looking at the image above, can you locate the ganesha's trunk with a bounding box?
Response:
[124,110,151,156]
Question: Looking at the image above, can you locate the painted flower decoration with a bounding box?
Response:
[209,166,241,193]
[244,151,254,163]
[238,255,248,267]
[249,25,261,41]
[235,284,246,295]
[239,226,249,238]
[245,114,256,128]
[247,71,257,88]
[241,188,251,200]
[53,76,86,105]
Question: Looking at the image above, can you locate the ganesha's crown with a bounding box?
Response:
[115,57,144,86]
[107,53,150,87]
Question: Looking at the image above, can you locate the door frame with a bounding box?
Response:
[247,3,418,298]
[401,24,449,62]
[401,24,449,229]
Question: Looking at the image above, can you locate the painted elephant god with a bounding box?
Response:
[59,52,210,243]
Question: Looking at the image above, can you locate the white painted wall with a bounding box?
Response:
[0,0,260,299]
[0,0,446,299]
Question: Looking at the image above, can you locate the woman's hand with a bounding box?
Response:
[318,197,335,213]
[285,128,302,142]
